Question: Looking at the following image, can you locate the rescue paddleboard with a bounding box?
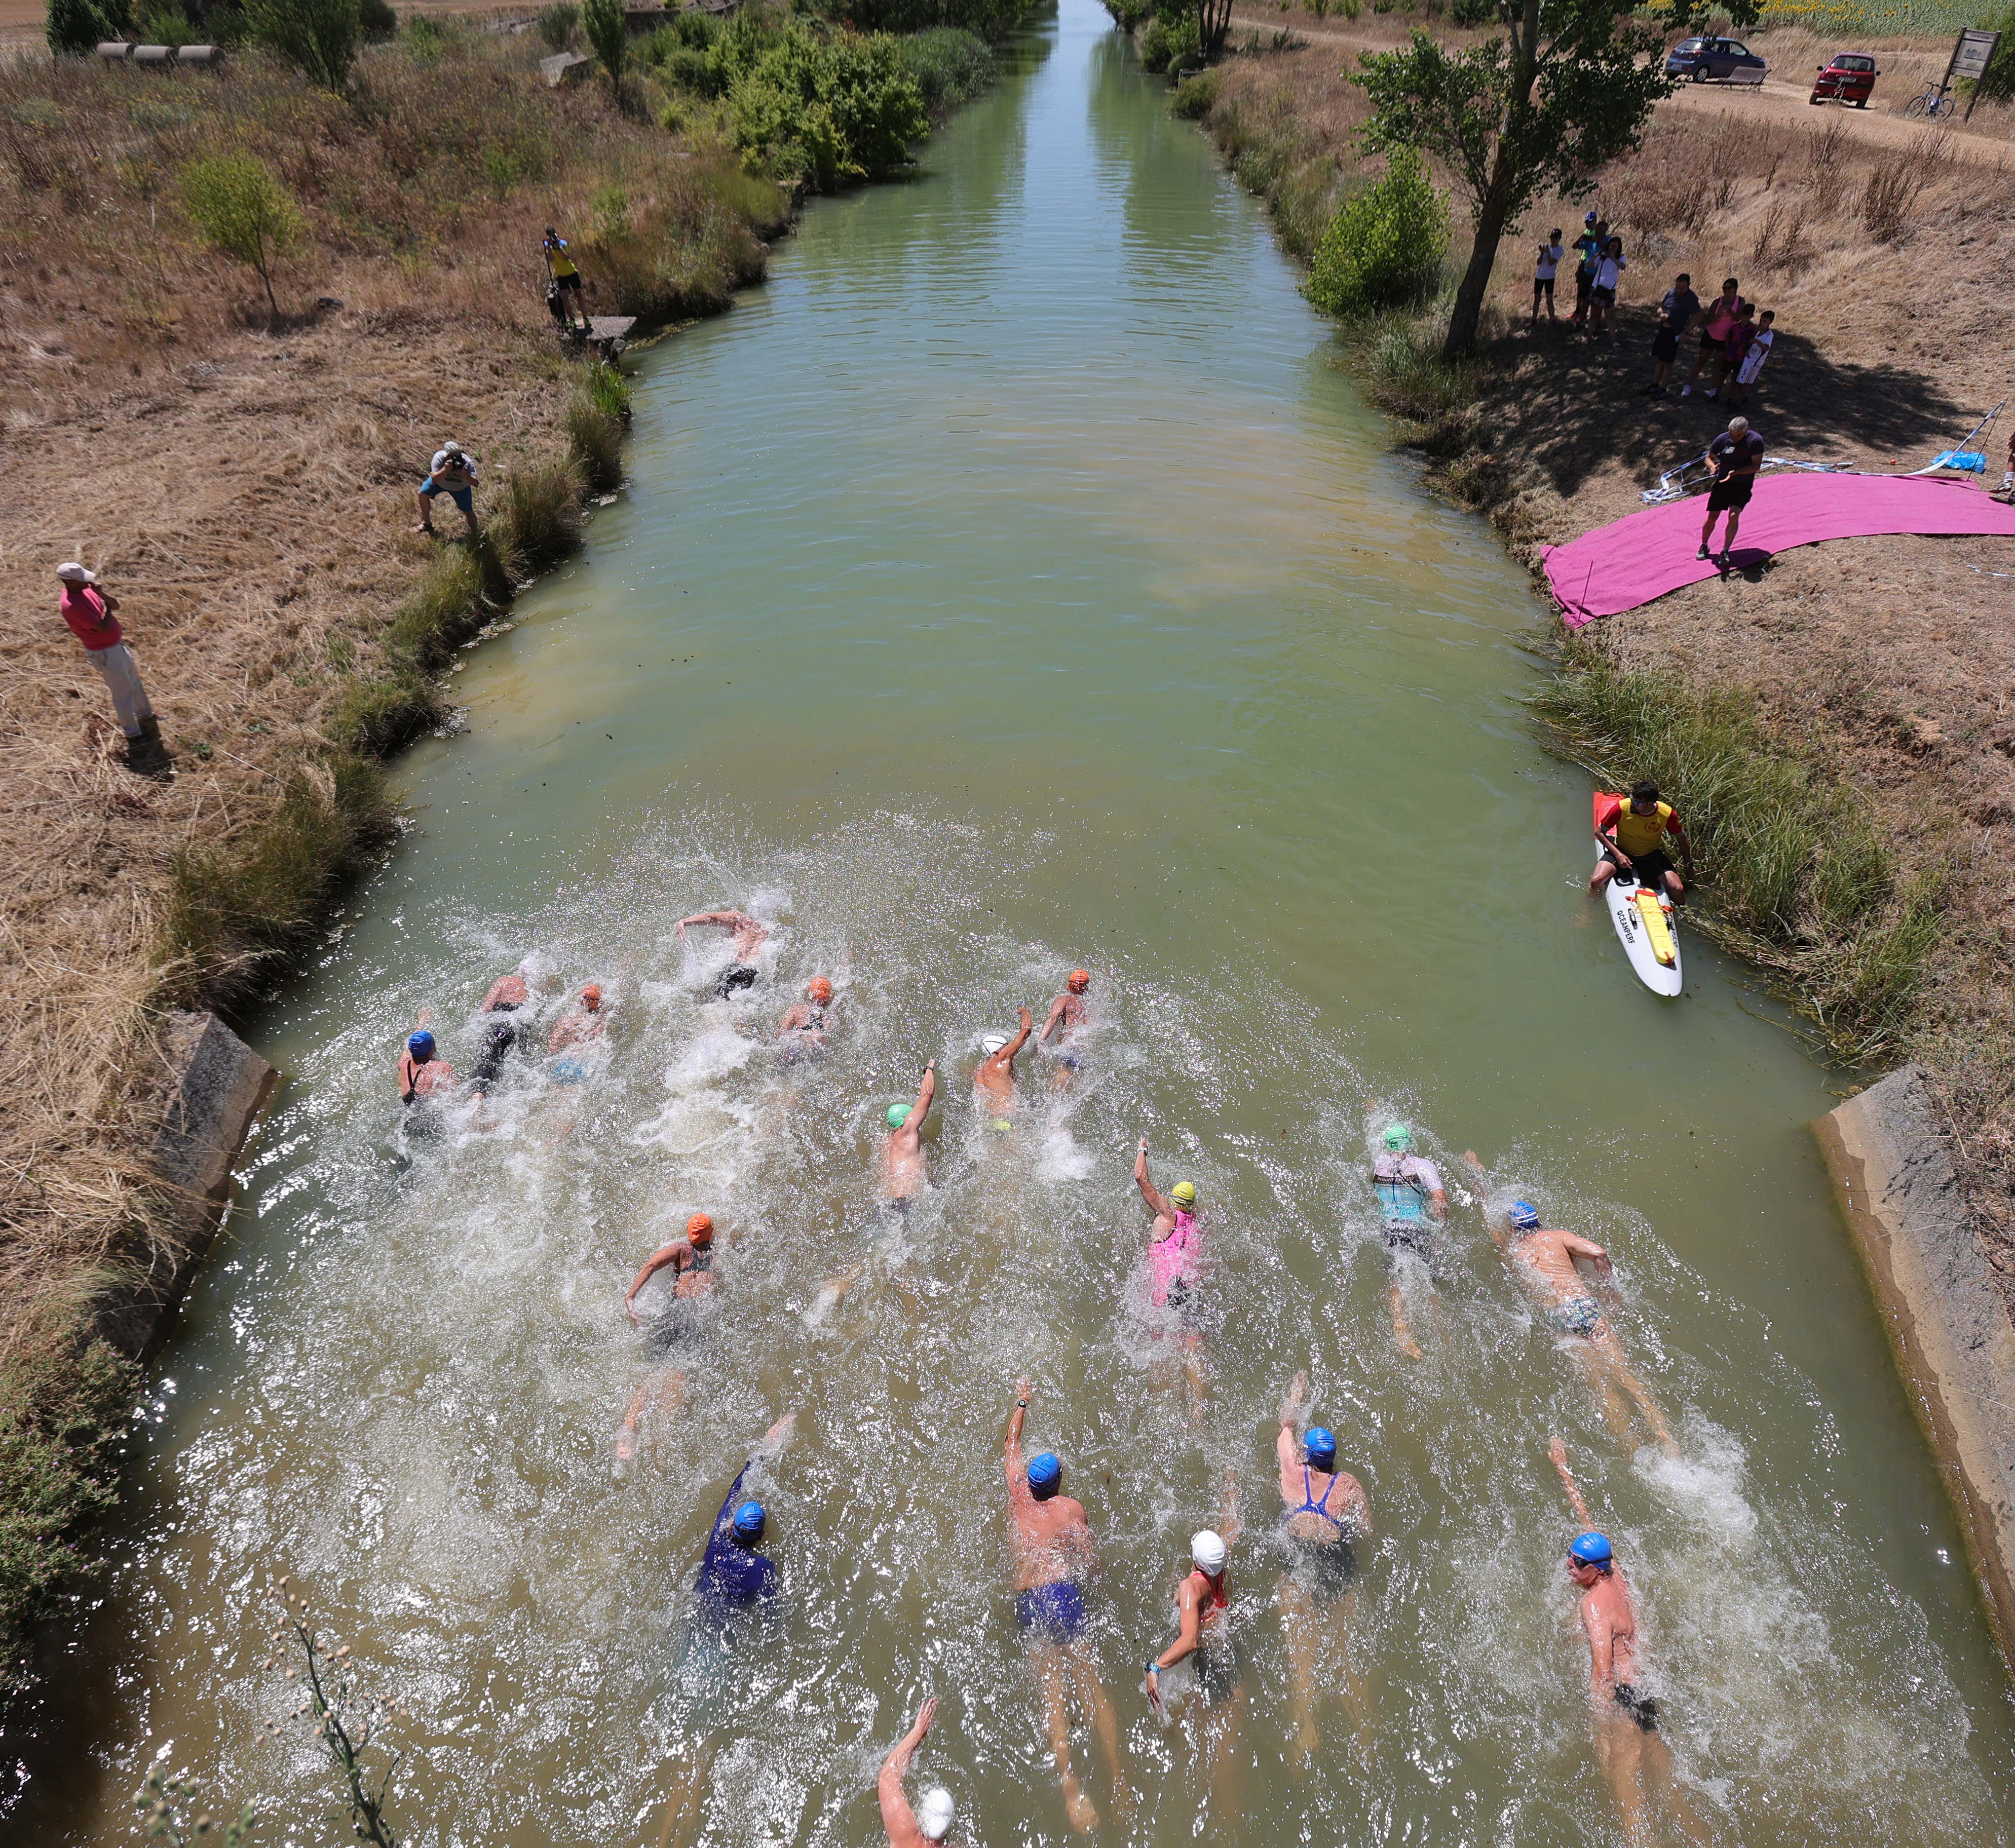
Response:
[1593,794,1683,998]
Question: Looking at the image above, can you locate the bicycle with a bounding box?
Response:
[1903,81,1955,120]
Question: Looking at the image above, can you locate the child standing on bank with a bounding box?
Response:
[1533,229,1564,324]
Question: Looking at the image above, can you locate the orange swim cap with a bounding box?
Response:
[687,1212,714,1242]
[808,977,833,1004]
[581,984,602,1007]
[1068,970,1090,992]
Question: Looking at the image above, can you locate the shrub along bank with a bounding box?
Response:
[0,8,999,1700]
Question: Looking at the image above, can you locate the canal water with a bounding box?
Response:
[23,3,2015,1843]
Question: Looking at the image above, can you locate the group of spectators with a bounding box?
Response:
[1531,212,1777,406]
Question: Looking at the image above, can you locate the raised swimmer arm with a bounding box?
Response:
[903,1061,937,1136]
[877,1698,940,1848]
[1134,1137,1174,1224]
[1549,1436,1596,1527]
[675,909,758,940]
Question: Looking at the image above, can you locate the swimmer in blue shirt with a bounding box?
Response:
[697,1414,794,1609]
[1005,1377,1125,1832]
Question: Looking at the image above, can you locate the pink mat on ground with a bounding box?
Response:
[1540,472,2015,627]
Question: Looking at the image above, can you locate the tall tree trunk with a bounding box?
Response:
[1442,167,1515,357]
[1443,0,1539,357]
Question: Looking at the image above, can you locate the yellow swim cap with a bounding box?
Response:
[1171,1181,1197,1207]
[992,1118,1013,1134]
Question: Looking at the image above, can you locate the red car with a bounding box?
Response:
[1810,52,1879,106]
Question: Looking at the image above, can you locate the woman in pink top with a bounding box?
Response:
[1682,278,1744,399]
[1135,1137,1206,1419]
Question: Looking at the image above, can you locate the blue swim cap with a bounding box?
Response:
[1508,1200,1540,1231]
[1571,1530,1613,1566]
[407,1030,435,1060]
[1304,1426,1337,1470]
[1027,1451,1062,1498]
[733,1500,766,1544]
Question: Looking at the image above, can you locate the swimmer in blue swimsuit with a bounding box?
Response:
[1370,1124,1447,1360]
[1274,1371,1372,1764]
[547,982,604,1084]
[1005,1377,1125,1831]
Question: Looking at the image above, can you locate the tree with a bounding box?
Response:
[1975,4,2015,103]
[179,152,306,331]
[46,0,129,56]
[582,0,626,86]
[246,0,364,90]
[1355,0,1757,356]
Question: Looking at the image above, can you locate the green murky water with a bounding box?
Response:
[16,5,2014,1843]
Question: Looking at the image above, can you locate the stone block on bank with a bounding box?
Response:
[94,1011,277,1361]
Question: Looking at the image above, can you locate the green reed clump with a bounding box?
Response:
[0,1341,133,1687]
[1531,646,1944,1061]
[1171,68,1221,118]
[894,27,997,115]
[161,757,396,1006]
[493,456,586,574]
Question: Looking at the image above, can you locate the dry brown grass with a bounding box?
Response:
[0,27,791,1663]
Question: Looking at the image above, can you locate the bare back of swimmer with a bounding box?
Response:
[975,1009,1033,1113]
[884,1062,936,1199]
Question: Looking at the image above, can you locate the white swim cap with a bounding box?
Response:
[517,957,537,977]
[1191,1528,1226,1574]
[979,1033,1008,1056]
[916,1786,955,1840]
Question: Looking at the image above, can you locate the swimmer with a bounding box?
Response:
[396,1028,454,1104]
[1274,1371,1371,1765]
[1145,1490,1244,1814]
[675,909,770,998]
[1371,1123,1446,1359]
[878,1698,955,1848]
[1550,1439,1703,1846]
[625,1213,720,1315]
[481,959,533,1013]
[617,1215,719,1474]
[548,983,605,1054]
[1466,1154,1676,1454]
[471,959,534,1093]
[695,1412,794,1609]
[1135,1137,1206,1420]
[1005,1377,1125,1832]
[973,1007,1034,1122]
[884,1061,937,1202]
[776,977,833,1061]
[1039,969,1091,1083]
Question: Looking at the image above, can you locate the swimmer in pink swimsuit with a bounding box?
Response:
[1135,1137,1206,1420]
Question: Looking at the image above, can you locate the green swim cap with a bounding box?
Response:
[887,1103,910,1129]
[1383,1123,1413,1152]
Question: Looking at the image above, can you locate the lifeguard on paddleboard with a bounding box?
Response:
[1588,782,1693,998]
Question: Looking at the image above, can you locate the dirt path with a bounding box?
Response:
[1225,12,2015,169]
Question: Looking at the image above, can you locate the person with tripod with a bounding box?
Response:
[543,227,589,335]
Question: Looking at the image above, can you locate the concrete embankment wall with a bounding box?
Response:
[96,1011,276,1362]
[1816,1065,2015,1665]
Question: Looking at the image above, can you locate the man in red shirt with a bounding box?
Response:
[57,563,164,769]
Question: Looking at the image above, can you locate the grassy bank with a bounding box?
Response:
[1532,648,1943,1062]
[0,4,1008,1697]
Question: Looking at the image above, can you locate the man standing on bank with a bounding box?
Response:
[57,563,165,771]
[1697,417,1764,567]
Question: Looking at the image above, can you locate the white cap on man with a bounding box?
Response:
[1191,1529,1227,1574]
[916,1786,955,1841]
[56,562,97,584]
